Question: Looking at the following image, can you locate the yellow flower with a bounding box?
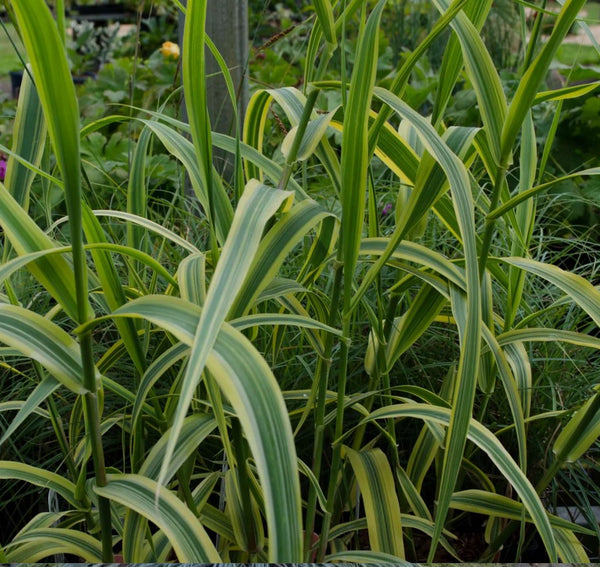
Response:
[160,41,180,59]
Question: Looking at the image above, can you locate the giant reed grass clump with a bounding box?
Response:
[0,0,600,562]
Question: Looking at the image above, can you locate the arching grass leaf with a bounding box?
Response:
[96,474,221,562]
[364,403,557,560]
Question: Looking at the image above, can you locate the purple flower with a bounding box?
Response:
[382,203,393,216]
[0,158,6,182]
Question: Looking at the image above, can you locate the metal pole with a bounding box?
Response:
[179,1,248,180]
[206,0,249,177]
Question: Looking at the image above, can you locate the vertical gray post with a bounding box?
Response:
[206,0,249,176]
[179,1,249,178]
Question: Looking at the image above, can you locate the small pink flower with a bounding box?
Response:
[0,158,6,182]
[382,203,393,216]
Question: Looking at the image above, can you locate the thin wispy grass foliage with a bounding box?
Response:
[0,0,599,562]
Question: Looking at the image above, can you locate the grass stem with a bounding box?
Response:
[305,260,343,560]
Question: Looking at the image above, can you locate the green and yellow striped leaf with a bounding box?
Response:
[313,0,336,45]
[553,392,600,464]
[340,0,385,307]
[108,292,303,561]
[161,179,291,483]
[450,489,595,535]
[177,253,207,306]
[365,403,557,560]
[230,199,333,317]
[225,467,265,553]
[0,304,95,394]
[432,0,506,163]
[122,414,217,562]
[0,461,81,508]
[372,87,481,559]
[6,528,102,562]
[4,65,47,210]
[0,185,79,321]
[554,526,591,563]
[96,474,221,562]
[344,447,405,558]
[504,258,600,327]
